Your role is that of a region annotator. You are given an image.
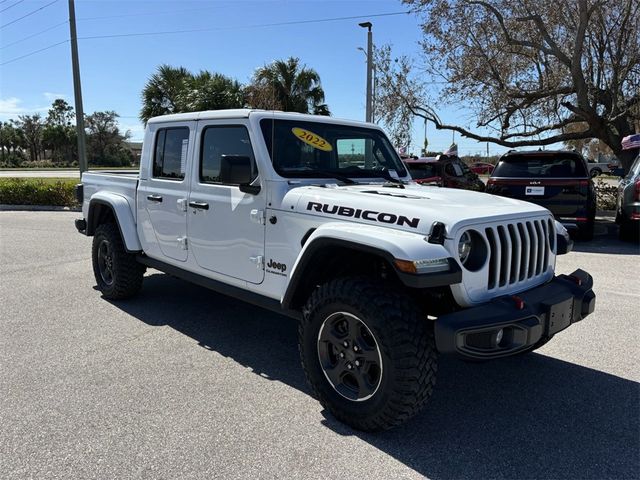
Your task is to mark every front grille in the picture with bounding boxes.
[485,218,555,291]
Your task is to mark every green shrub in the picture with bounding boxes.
[594,179,618,211]
[0,151,27,168]
[0,178,78,207]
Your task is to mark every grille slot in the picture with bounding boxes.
[484,218,553,292]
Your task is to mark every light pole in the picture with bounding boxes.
[68,0,87,174]
[359,21,373,123]
[357,46,377,122]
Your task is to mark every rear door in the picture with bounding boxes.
[138,122,195,262]
[488,154,591,218]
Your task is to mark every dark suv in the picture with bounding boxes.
[487,150,596,240]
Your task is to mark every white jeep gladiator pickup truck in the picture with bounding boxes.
[75,110,596,431]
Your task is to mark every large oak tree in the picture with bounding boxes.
[379,0,640,168]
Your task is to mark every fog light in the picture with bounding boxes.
[495,328,504,345]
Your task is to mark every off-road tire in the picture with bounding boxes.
[619,217,639,242]
[92,222,144,299]
[576,219,595,241]
[299,277,438,432]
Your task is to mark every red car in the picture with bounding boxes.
[469,162,495,175]
[403,155,485,191]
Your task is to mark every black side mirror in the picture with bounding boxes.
[220,155,261,194]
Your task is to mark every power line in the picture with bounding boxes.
[0,39,67,66]
[1,11,409,65]
[0,0,59,30]
[76,11,410,41]
[0,19,67,50]
[77,5,220,21]
[0,0,25,14]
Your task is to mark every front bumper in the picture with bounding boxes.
[435,269,595,360]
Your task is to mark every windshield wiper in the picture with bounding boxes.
[302,169,358,185]
[367,169,406,186]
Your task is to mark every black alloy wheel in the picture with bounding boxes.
[317,312,383,401]
[96,239,115,286]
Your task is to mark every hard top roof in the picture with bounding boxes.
[147,109,380,130]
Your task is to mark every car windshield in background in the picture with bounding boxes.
[260,119,407,179]
[406,163,438,178]
[492,155,588,178]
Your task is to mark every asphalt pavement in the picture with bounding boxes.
[1,211,638,479]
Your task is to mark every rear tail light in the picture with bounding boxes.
[487,178,495,186]
[635,180,640,202]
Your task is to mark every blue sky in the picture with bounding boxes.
[1,0,505,156]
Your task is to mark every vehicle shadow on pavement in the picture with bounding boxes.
[572,219,639,255]
[110,273,639,480]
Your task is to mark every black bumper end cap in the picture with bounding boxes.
[556,233,573,255]
[75,218,87,234]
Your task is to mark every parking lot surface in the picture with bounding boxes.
[1,211,638,479]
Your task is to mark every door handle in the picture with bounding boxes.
[188,201,209,210]
[147,194,163,202]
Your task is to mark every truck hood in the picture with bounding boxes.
[284,183,550,235]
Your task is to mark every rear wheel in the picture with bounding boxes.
[299,277,438,432]
[619,216,640,242]
[92,222,145,299]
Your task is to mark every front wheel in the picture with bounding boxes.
[92,222,145,299]
[299,277,438,431]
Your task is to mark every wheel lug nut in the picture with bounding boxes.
[339,352,345,358]
[353,345,359,352]
[346,363,353,370]
[355,360,361,367]
[343,341,349,347]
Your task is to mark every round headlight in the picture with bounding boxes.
[458,231,472,264]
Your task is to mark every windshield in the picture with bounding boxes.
[406,163,438,178]
[492,154,588,178]
[260,119,408,179]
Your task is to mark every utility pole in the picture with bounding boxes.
[359,21,373,123]
[68,0,87,174]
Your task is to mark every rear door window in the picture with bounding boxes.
[493,155,588,178]
[153,127,189,180]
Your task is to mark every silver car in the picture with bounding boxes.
[616,153,640,241]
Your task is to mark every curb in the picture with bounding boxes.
[0,204,80,212]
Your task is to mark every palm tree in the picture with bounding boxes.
[140,65,246,123]
[248,57,330,115]
[140,65,191,123]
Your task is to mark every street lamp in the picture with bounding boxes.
[357,46,377,123]
[359,21,373,123]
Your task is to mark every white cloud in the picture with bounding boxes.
[118,121,145,141]
[43,92,68,101]
[0,97,48,120]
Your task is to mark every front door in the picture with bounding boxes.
[187,121,266,284]
[139,122,194,262]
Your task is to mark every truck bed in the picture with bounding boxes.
[81,171,139,222]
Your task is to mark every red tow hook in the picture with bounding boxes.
[511,295,525,310]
